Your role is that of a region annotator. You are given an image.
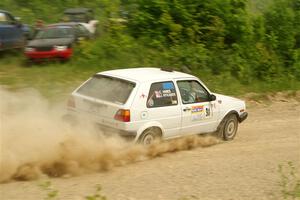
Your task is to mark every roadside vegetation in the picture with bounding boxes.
[1,0,300,99]
[278,162,300,200]
[39,181,107,200]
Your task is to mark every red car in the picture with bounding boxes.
[25,22,91,61]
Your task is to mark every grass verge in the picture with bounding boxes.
[1,52,300,101]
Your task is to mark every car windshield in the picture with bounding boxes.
[35,26,74,39]
[0,13,7,24]
[77,75,136,105]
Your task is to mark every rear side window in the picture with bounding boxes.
[147,81,178,108]
[77,75,136,105]
[75,24,89,37]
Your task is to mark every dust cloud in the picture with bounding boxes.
[0,88,219,183]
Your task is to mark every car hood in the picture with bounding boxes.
[213,93,243,103]
[213,93,246,116]
[27,38,74,47]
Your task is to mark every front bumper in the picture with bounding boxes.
[25,48,72,59]
[238,112,248,123]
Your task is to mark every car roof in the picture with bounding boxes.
[64,8,92,14]
[46,22,79,27]
[0,10,9,13]
[99,68,195,83]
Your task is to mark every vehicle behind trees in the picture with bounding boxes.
[0,10,27,51]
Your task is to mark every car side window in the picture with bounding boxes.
[76,24,88,37]
[5,13,15,25]
[147,81,178,108]
[177,80,210,104]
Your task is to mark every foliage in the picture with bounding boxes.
[85,184,107,200]
[38,181,59,200]
[278,162,300,199]
[0,0,300,93]
[38,181,107,200]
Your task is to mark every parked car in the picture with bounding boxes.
[65,68,248,145]
[24,22,91,61]
[0,10,28,50]
[63,8,98,35]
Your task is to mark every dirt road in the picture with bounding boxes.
[1,98,300,200]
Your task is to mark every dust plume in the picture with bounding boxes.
[0,88,219,183]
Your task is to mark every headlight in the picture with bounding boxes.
[54,45,67,51]
[25,47,35,52]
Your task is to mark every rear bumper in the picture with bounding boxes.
[96,124,137,141]
[25,48,72,59]
[62,113,137,141]
[238,112,248,123]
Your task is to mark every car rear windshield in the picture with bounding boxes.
[77,75,136,105]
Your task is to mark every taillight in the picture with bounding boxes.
[67,96,75,108]
[114,109,130,122]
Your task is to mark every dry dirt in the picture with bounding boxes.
[0,89,300,200]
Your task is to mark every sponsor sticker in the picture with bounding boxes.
[162,82,174,90]
[191,105,212,121]
[206,107,210,116]
[191,105,204,114]
[155,90,162,98]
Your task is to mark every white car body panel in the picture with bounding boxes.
[68,68,247,142]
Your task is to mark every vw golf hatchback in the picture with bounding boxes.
[67,68,248,145]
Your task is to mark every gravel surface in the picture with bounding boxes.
[1,100,300,200]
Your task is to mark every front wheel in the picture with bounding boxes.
[218,114,238,141]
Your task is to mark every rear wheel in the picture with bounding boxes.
[139,127,162,146]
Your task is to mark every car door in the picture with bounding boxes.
[0,12,10,49]
[7,13,24,47]
[176,79,219,135]
[145,81,181,138]
[0,12,23,49]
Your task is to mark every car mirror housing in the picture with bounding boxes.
[209,94,216,101]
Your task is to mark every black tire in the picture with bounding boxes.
[217,114,238,141]
[138,127,162,146]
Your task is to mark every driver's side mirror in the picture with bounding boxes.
[209,94,216,101]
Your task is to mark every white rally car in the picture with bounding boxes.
[66,68,248,145]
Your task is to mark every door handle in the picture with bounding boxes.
[183,107,191,112]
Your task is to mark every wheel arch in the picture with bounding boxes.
[135,122,164,142]
[217,110,239,131]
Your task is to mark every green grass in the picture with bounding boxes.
[278,162,300,199]
[39,181,107,200]
[0,52,104,100]
[1,52,300,101]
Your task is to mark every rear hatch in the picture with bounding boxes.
[72,74,136,127]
